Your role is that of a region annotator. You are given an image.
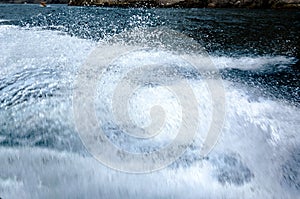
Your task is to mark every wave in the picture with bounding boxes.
[0,25,299,198]
[0,19,12,23]
[212,55,297,70]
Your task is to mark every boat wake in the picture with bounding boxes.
[0,25,299,198]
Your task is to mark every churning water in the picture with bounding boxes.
[0,4,299,198]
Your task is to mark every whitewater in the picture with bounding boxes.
[0,5,299,199]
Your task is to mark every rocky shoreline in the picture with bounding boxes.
[68,0,300,8]
[1,0,299,8]
[0,0,69,3]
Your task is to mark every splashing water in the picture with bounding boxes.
[0,4,300,199]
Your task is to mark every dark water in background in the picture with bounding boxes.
[1,4,299,104]
[1,4,299,56]
[0,4,300,199]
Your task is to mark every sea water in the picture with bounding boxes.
[0,4,299,198]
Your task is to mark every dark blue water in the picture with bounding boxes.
[1,5,299,56]
[1,4,299,104]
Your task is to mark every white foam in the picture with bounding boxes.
[211,55,297,70]
[0,19,11,23]
[0,25,299,198]
[0,25,95,77]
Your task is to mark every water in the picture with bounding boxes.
[0,4,299,198]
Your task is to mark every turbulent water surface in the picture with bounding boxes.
[0,4,300,198]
